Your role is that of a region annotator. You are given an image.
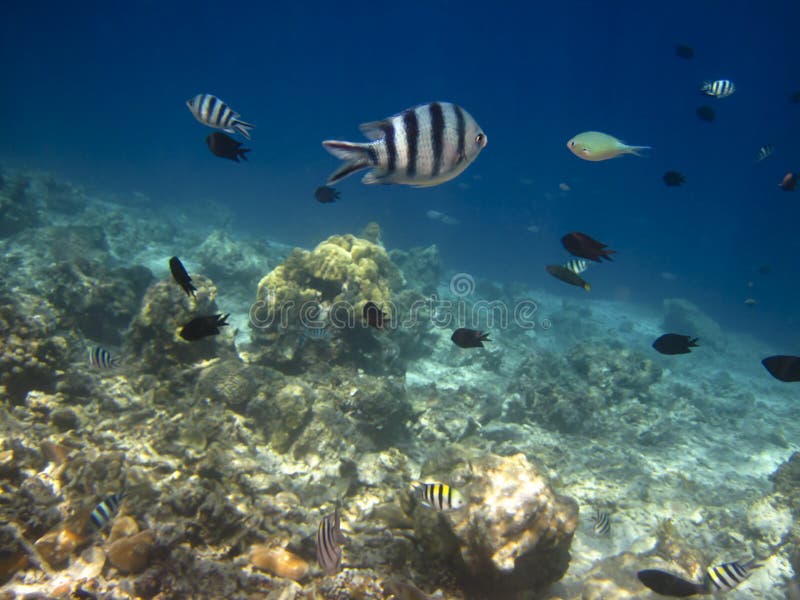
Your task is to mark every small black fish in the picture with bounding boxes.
[179,313,230,341]
[762,355,800,382]
[169,256,196,298]
[562,232,617,262]
[206,132,250,162]
[637,569,705,597]
[675,44,694,59]
[696,105,715,123]
[363,302,387,329]
[652,333,698,355]
[315,185,340,204]
[546,265,590,291]
[663,171,686,186]
[451,328,490,348]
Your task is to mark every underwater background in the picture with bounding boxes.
[2,1,800,599]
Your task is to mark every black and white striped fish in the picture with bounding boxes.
[186,94,254,140]
[87,492,125,533]
[411,482,465,511]
[564,258,590,275]
[592,510,611,536]
[704,559,762,593]
[88,346,118,369]
[316,507,346,575]
[322,102,487,187]
[700,79,735,98]
[756,144,775,162]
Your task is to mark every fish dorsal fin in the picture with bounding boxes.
[359,119,389,140]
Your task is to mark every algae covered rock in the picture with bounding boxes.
[248,233,400,371]
[413,452,578,597]
[389,244,442,295]
[247,380,314,452]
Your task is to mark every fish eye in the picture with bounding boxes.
[475,133,485,144]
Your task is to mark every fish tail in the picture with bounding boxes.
[238,148,251,162]
[232,119,254,140]
[627,145,651,157]
[583,283,591,291]
[322,140,375,184]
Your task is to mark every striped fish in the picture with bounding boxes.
[756,144,775,162]
[564,258,590,275]
[704,559,761,593]
[316,508,346,575]
[592,510,611,536]
[411,482,465,511]
[186,94,254,140]
[700,79,735,98]
[88,346,118,369]
[87,492,125,533]
[322,102,487,187]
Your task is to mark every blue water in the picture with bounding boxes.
[2,0,799,345]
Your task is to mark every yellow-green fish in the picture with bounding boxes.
[567,131,650,162]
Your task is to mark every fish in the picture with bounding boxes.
[696,105,716,122]
[744,298,757,307]
[186,94,254,139]
[704,559,762,593]
[411,482,465,511]
[561,232,617,262]
[762,355,800,382]
[316,508,346,576]
[451,328,490,348]
[88,346,118,369]
[663,171,686,186]
[756,144,775,162]
[87,492,125,533]
[564,258,589,275]
[315,186,340,203]
[675,44,694,59]
[546,265,591,291]
[363,302,388,330]
[206,132,250,162]
[169,256,196,298]
[637,569,706,597]
[322,101,487,187]
[566,131,650,161]
[780,172,797,191]
[652,333,699,355]
[700,79,735,98]
[302,325,332,342]
[591,510,611,536]
[179,314,230,341]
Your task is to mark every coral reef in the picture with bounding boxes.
[389,244,442,295]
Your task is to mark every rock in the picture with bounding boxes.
[107,529,155,574]
[388,245,442,295]
[34,526,85,568]
[249,545,309,581]
[414,453,578,596]
[108,515,140,543]
[50,406,80,431]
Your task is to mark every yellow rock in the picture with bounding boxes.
[249,544,309,581]
[107,530,155,574]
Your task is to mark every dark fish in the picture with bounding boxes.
[696,105,716,122]
[592,510,611,536]
[169,256,196,298]
[791,91,800,103]
[561,232,617,262]
[637,569,706,597]
[704,559,761,593]
[206,132,250,162]
[316,508,346,576]
[315,185,340,203]
[546,265,591,291]
[780,172,797,191]
[179,314,230,341]
[663,171,686,186]
[451,328,490,348]
[675,44,694,59]
[186,93,254,139]
[88,346,118,369]
[87,492,125,533]
[363,302,387,329]
[652,333,698,355]
[322,101,486,187]
[762,355,800,382]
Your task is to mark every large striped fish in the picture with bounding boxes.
[86,492,125,533]
[704,559,761,593]
[316,507,346,575]
[88,346,119,369]
[186,94,254,140]
[411,481,465,511]
[322,102,487,187]
[700,79,735,98]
